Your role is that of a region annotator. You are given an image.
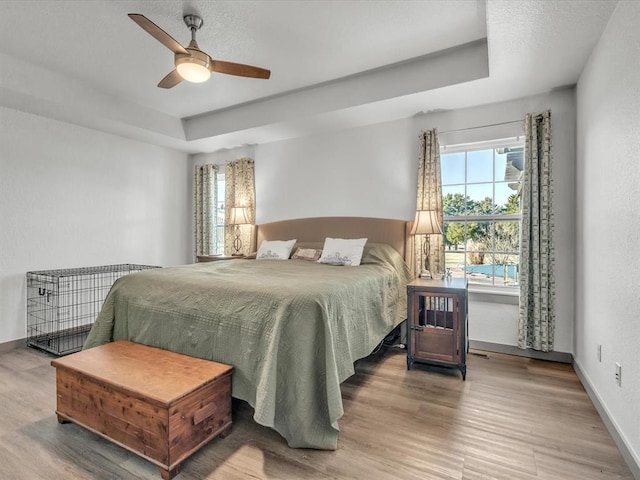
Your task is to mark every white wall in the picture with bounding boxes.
[0,107,190,344]
[575,0,640,468]
[255,118,416,224]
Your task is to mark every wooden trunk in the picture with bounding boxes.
[51,340,233,480]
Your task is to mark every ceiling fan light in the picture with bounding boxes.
[176,57,211,83]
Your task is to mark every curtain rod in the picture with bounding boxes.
[438,119,522,135]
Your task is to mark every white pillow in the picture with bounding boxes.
[256,239,297,260]
[318,237,368,266]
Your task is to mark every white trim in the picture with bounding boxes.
[469,286,519,297]
[444,213,522,222]
[440,136,524,153]
[470,340,571,363]
[573,358,640,480]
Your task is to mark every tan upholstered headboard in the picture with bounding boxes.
[256,217,408,257]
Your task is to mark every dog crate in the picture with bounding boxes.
[26,264,160,356]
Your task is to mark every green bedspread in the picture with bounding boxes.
[84,243,412,449]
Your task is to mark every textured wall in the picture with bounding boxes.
[255,118,416,224]
[575,0,640,468]
[0,108,190,344]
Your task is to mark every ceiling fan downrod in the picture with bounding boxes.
[183,14,203,49]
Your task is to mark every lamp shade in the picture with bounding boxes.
[410,210,443,235]
[229,206,251,225]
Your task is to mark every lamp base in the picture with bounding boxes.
[232,225,243,256]
[419,270,432,279]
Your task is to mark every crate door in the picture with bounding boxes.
[412,292,459,364]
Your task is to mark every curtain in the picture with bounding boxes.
[518,110,555,352]
[410,129,445,277]
[194,164,218,256]
[224,158,256,256]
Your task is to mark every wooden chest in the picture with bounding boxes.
[51,340,233,480]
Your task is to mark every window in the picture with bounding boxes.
[441,140,524,288]
[213,173,225,255]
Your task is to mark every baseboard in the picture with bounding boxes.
[470,341,639,478]
[573,358,640,480]
[469,340,572,363]
[0,337,27,353]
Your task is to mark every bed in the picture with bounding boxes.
[83,217,412,450]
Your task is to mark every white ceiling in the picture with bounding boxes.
[0,0,617,153]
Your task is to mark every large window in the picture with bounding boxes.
[441,140,524,288]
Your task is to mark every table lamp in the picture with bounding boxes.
[229,206,251,256]
[410,210,443,279]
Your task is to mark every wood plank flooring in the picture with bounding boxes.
[0,346,633,479]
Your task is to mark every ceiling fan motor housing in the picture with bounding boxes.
[183,14,203,31]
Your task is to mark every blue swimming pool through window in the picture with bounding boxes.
[465,264,519,279]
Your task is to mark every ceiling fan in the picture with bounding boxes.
[128,13,271,88]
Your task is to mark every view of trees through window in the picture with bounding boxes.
[441,144,524,287]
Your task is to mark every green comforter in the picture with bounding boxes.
[84,244,412,449]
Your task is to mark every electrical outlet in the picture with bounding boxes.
[615,363,622,386]
[597,344,602,362]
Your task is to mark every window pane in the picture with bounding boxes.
[442,186,467,215]
[503,147,525,182]
[494,220,520,254]
[463,220,491,253]
[441,152,465,184]
[466,184,494,215]
[444,251,465,278]
[443,221,469,251]
[502,255,520,287]
[465,252,493,286]
[215,226,225,255]
[440,141,523,288]
[216,174,226,254]
[495,182,520,213]
[467,149,493,183]
[495,148,507,181]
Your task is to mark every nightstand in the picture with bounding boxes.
[406,277,468,380]
[196,255,245,263]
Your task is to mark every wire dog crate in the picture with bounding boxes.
[26,264,160,356]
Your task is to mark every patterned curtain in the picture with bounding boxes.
[224,158,256,256]
[194,164,218,256]
[410,129,445,277]
[518,110,555,352]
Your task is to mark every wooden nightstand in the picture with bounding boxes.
[196,255,245,263]
[406,277,468,379]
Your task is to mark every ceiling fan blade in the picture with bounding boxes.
[158,70,183,89]
[128,13,188,55]
[211,60,271,79]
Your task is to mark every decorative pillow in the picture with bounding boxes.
[318,237,368,266]
[291,247,323,261]
[256,239,296,260]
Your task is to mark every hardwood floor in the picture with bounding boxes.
[0,346,633,479]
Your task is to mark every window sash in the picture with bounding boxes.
[444,213,521,222]
[441,142,523,288]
